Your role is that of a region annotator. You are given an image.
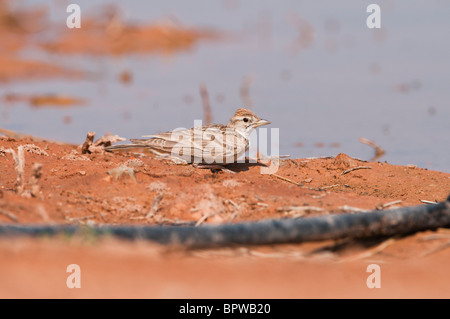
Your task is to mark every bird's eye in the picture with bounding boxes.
[243,118,249,123]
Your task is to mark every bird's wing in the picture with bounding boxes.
[197,127,248,162]
[136,126,248,163]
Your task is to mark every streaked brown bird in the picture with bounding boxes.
[106,108,270,165]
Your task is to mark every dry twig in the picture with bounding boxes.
[82,131,125,154]
[0,209,18,222]
[196,212,216,227]
[421,200,438,205]
[319,184,339,191]
[145,192,163,220]
[270,173,302,186]
[30,163,43,198]
[199,83,212,125]
[239,74,253,109]
[422,241,450,257]
[376,200,402,210]
[359,137,385,161]
[225,199,241,222]
[341,166,372,175]
[81,131,95,154]
[6,146,25,195]
[340,238,397,262]
[277,206,324,213]
[338,205,367,213]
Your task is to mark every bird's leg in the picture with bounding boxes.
[193,163,237,174]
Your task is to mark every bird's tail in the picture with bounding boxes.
[105,144,143,152]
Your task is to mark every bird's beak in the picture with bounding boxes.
[253,119,271,128]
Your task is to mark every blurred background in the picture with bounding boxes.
[0,0,449,172]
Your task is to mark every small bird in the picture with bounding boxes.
[106,108,270,165]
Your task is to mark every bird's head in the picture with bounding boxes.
[227,108,271,137]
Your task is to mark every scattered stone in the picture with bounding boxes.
[332,153,359,169]
[222,179,242,188]
[125,158,144,167]
[23,144,49,156]
[147,181,170,192]
[62,149,90,161]
[107,164,136,181]
[81,131,126,154]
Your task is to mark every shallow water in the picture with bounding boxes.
[1,0,449,172]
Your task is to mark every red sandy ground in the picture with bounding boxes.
[1,137,450,298]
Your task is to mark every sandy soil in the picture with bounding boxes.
[1,136,450,298]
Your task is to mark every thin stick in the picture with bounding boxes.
[319,184,339,190]
[0,209,18,222]
[271,173,302,186]
[421,200,438,205]
[30,163,43,198]
[225,199,241,222]
[239,74,253,109]
[376,200,403,210]
[199,83,212,125]
[155,218,193,225]
[277,206,324,213]
[288,159,299,167]
[341,166,372,175]
[338,205,367,213]
[65,215,94,222]
[422,241,450,257]
[36,205,52,223]
[7,146,25,194]
[146,193,163,220]
[340,238,396,262]
[359,137,385,161]
[224,199,239,210]
[196,213,215,227]
[383,200,402,208]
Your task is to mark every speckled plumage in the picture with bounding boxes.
[106,108,270,164]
